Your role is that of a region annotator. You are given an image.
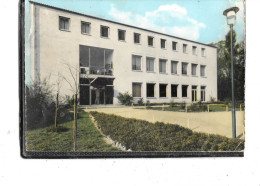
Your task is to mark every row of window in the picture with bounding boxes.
[132,55,206,77]
[132,83,206,101]
[59,16,206,56]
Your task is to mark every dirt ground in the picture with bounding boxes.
[85,107,245,139]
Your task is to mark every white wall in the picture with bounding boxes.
[30,3,217,104]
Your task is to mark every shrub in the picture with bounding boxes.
[25,79,55,130]
[90,112,244,151]
[170,100,177,108]
[117,92,133,106]
[137,98,144,106]
[146,100,151,109]
[180,101,186,110]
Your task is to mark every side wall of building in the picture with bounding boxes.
[30,3,217,104]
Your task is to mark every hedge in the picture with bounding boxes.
[90,111,244,151]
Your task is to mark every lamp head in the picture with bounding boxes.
[223,7,239,26]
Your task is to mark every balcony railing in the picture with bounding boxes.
[80,66,113,76]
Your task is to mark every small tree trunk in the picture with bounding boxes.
[73,94,76,152]
[54,93,58,128]
[75,94,78,151]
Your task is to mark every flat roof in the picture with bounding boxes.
[30,1,217,49]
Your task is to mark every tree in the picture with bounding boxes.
[61,64,80,152]
[54,73,63,128]
[211,30,245,102]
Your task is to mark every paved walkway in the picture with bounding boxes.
[85,107,245,139]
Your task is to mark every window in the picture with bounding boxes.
[134,33,140,44]
[147,83,155,97]
[182,85,188,97]
[200,65,206,77]
[159,84,167,97]
[183,44,187,53]
[192,46,197,55]
[146,57,154,72]
[201,86,206,101]
[59,16,70,31]
[191,64,197,76]
[182,62,188,75]
[100,26,109,38]
[171,84,178,97]
[192,85,197,102]
[118,29,126,41]
[132,83,142,97]
[132,55,142,71]
[81,21,90,34]
[172,41,177,51]
[159,59,167,73]
[148,36,154,46]
[171,61,178,74]
[201,48,205,56]
[161,39,166,49]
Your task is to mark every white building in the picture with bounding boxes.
[29,1,217,105]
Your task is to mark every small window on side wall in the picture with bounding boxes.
[201,48,206,57]
[118,29,126,41]
[59,16,70,31]
[101,26,109,38]
[134,33,140,44]
[148,36,154,46]
[81,21,90,34]
[172,42,177,51]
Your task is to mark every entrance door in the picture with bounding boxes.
[91,88,105,105]
[192,86,197,102]
[80,85,90,105]
[105,86,114,104]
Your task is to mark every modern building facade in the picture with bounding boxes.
[29,1,217,105]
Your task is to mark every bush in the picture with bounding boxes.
[170,100,177,108]
[137,98,144,106]
[117,92,133,106]
[180,101,186,110]
[90,112,244,151]
[25,79,56,130]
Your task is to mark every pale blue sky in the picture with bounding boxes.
[24,0,245,84]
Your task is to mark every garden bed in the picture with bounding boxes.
[90,111,244,151]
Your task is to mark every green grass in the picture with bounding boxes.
[25,111,120,152]
[90,111,245,151]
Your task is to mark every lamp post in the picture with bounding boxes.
[223,7,239,139]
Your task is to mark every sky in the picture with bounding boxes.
[24,0,245,84]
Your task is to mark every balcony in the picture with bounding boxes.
[80,45,113,78]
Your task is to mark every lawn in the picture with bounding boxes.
[90,111,244,151]
[25,111,120,152]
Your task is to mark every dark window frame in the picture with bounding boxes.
[159,84,167,98]
[81,21,91,35]
[100,25,109,38]
[118,29,126,41]
[134,33,141,44]
[148,36,154,46]
[59,16,70,31]
[147,83,155,98]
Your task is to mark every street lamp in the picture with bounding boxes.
[223,7,239,139]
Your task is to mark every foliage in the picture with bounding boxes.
[25,111,120,152]
[90,112,244,151]
[146,100,151,108]
[25,79,55,130]
[137,98,144,106]
[117,92,133,106]
[211,30,245,101]
[169,100,177,108]
[180,101,186,110]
